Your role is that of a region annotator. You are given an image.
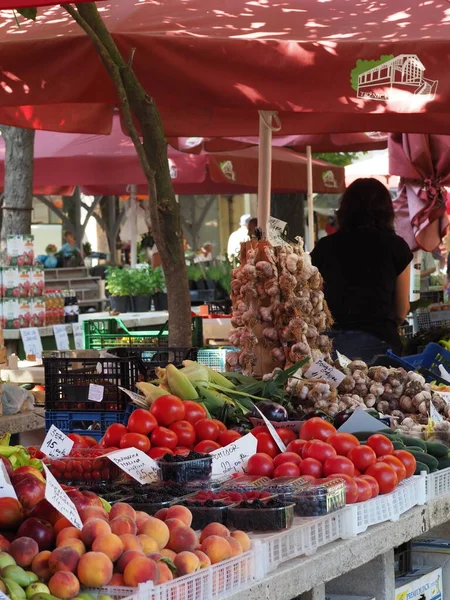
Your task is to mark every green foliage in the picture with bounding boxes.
[350,55,395,91]
[313,152,365,167]
[16,8,37,20]
[106,266,157,296]
[83,242,92,257]
[151,266,165,292]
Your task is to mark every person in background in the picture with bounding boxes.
[227,214,251,258]
[60,231,79,257]
[311,178,412,361]
[420,251,436,294]
[194,242,213,263]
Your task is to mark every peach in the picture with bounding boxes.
[119,534,143,553]
[92,533,124,562]
[138,517,170,550]
[80,518,111,547]
[9,537,39,567]
[165,518,185,533]
[79,506,108,523]
[123,556,160,587]
[116,550,144,574]
[56,527,82,545]
[166,505,193,527]
[199,523,230,543]
[154,507,168,521]
[49,546,80,574]
[57,538,86,557]
[110,573,126,586]
[225,536,243,557]
[174,551,200,575]
[167,526,198,553]
[160,549,177,560]
[77,552,113,587]
[194,550,211,569]
[48,571,80,600]
[231,531,251,552]
[109,503,136,521]
[137,534,159,556]
[0,535,10,552]
[156,562,173,583]
[54,517,73,535]
[200,535,232,565]
[31,550,52,582]
[147,552,162,561]
[110,516,137,536]
[135,511,151,530]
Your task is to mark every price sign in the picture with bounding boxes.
[119,386,147,404]
[430,400,443,423]
[251,403,286,452]
[42,465,82,529]
[266,216,288,246]
[305,359,346,387]
[53,324,70,351]
[107,448,159,484]
[41,425,74,458]
[20,327,43,359]
[211,433,258,477]
[72,322,84,350]
[0,462,17,500]
[337,351,351,369]
[88,384,104,403]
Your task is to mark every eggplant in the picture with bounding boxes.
[251,400,288,422]
[333,410,354,428]
[304,410,334,424]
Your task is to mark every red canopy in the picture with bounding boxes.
[0,1,449,135]
[0,1,99,7]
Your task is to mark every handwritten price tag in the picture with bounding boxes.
[435,391,450,405]
[0,462,17,500]
[88,384,104,403]
[210,433,258,477]
[266,216,288,246]
[41,425,74,458]
[53,324,70,351]
[305,359,346,387]
[107,448,159,484]
[251,404,286,452]
[43,465,82,529]
[20,327,43,358]
[72,322,84,350]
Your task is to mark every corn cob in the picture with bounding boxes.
[166,364,198,400]
[136,382,167,404]
[179,362,209,385]
[183,360,236,390]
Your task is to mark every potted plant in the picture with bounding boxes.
[129,267,154,312]
[44,244,58,269]
[105,267,132,313]
[151,267,167,311]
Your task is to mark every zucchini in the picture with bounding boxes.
[392,440,406,450]
[399,435,427,451]
[437,456,450,470]
[408,450,439,470]
[425,441,449,458]
[406,446,428,453]
[414,461,430,475]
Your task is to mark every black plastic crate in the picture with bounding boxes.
[394,541,412,577]
[206,299,232,315]
[106,347,198,379]
[44,356,140,412]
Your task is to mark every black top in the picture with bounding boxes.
[310,228,413,349]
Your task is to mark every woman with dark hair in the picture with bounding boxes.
[311,178,412,361]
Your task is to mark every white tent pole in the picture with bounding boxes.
[306,145,314,251]
[130,184,138,267]
[257,111,273,236]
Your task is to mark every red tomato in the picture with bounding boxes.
[67,433,89,449]
[304,440,337,464]
[148,447,173,459]
[274,462,301,478]
[354,477,373,503]
[127,409,158,436]
[328,433,360,456]
[365,462,398,494]
[103,424,128,448]
[392,450,417,478]
[120,433,151,453]
[150,395,185,426]
[251,426,270,436]
[246,453,274,477]
[286,439,307,457]
[218,430,242,446]
[83,436,98,448]
[173,447,191,456]
[359,474,380,498]
[211,419,227,433]
[194,440,221,453]
[300,457,323,478]
[323,456,355,477]
[194,418,220,442]
[299,418,336,442]
[378,455,407,482]
[183,401,207,425]
[366,434,394,457]
[256,432,279,458]
[273,452,303,468]
[348,445,377,472]
[276,428,297,446]
[169,420,196,448]
[336,473,358,504]
[150,426,178,450]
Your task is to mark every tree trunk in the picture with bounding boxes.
[0,126,35,251]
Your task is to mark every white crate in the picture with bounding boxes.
[426,466,450,500]
[341,475,426,538]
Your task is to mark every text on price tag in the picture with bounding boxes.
[20,327,43,358]
[53,324,70,351]
[107,448,159,484]
[72,322,84,350]
[266,216,288,246]
[43,465,82,529]
[305,359,346,387]
[88,384,104,403]
[0,462,17,500]
[41,425,74,458]
[210,433,258,477]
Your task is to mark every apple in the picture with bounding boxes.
[0,498,23,531]
[14,466,45,483]
[29,500,61,526]
[17,518,55,551]
[12,474,46,510]
[0,456,13,478]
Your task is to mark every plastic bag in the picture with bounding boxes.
[2,384,35,415]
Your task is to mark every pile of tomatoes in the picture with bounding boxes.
[246,418,417,504]
[100,395,243,458]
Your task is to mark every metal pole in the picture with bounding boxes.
[257,111,274,236]
[306,145,314,251]
[129,184,138,267]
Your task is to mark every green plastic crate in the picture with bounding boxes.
[83,317,203,350]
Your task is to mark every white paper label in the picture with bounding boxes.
[430,400,443,423]
[267,216,288,246]
[439,364,450,383]
[210,433,258,477]
[107,448,159,484]
[43,464,82,529]
[88,384,104,402]
[53,324,70,351]
[305,359,346,387]
[435,391,450,405]
[20,327,43,358]
[252,404,286,452]
[72,322,84,350]
[41,425,74,458]
[337,351,351,369]
[0,591,12,600]
[249,417,304,433]
[0,462,17,500]
[119,386,147,404]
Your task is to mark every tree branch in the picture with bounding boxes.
[36,195,72,230]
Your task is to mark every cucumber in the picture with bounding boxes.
[425,441,449,458]
[399,435,427,451]
[406,446,428,453]
[437,456,450,470]
[408,450,439,470]
[392,440,406,450]
[414,461,430,475]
